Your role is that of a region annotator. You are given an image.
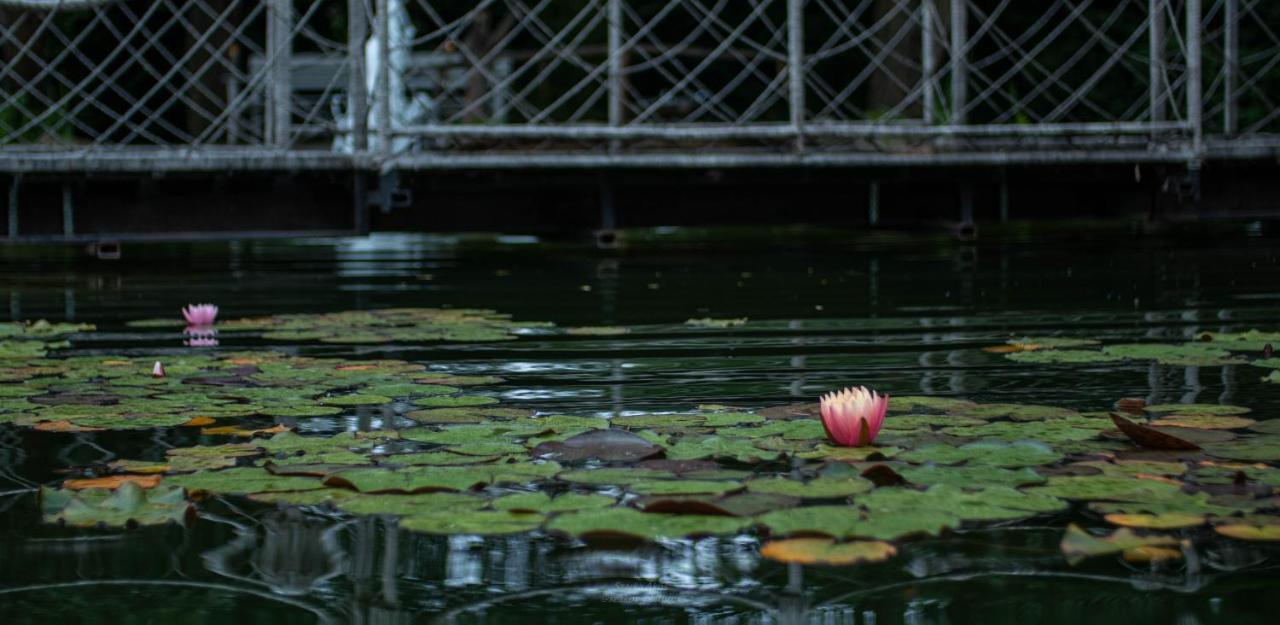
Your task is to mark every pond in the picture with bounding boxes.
[1,228,1279,624]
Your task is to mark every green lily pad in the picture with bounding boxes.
[324,466,492,493]
[320,394,393,406]
[40,483,191,527]
[1006,350,1127,364]
[336,492,489,516]
[1202,437,1280,461]
[557,467,677,485]
[401,511,544,535]
[1029,475,1183,502]
[665,437,781,463]
[898,440,1061,468]
[1144,403,1252,416]
[897,465,1045,488]
[1102,343,1245,366]
[259,405,344,418]
[167,468,323,495]
[412,395,500,408]
[1059,524,1178,565]
[491,492,616,513]
[757,504,957,540]
[887,396,977,413]
[956,404,1080,422]
[629,480,741,496]
[546,508,748,540]
[744,476,873,498]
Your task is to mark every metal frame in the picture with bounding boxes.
[0,0,1276,173]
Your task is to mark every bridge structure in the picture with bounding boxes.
[1,0,1278,239]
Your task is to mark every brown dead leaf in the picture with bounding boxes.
[64,474,163,490]
[201,424,292,437]
[1109,413,1200,451]
[34,420,105,433]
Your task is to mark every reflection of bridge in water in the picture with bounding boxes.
[2,1,1280,239]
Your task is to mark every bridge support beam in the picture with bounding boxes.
[268,0,294,147]
[6,175,17,239]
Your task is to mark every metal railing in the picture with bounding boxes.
[1,0,1278,172]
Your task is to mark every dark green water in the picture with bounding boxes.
[2,230,1280,624]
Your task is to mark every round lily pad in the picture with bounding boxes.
[546,508,748,540]
[401,511,544,535]
[744,476,873,499]
[759,538,897,566]
[491,492,616,513]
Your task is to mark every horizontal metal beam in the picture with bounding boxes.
[0,229,360,245]
[1,134,1277,173]
[393,122,1194,141]
[389,149,1202,170]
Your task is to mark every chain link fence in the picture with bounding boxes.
[0,0,1277,171]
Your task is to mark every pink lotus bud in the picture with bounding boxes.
[819,386,889,447]
[152,361,165,378]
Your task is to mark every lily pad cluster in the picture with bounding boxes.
[0,320,94,359]
[0,352,497,431]
[57,392,1280,570]
[997,332,1279,368]
[128,307,552,344]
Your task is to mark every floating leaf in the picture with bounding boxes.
[665,437,781,463]
[898,441,1060,468]
[1030,475,1182,502]
[957,404,1079,422]
[546,508,747,541]
[529,429,664,463]
[1103,513,1204,529]
[40,483,191,527]
[1102,343,1245,366]
[1213,523,1280,541]
[63,475,162,490]
[1059,524,1178,566]
[412,395,499,408]
[744,476,872,499]
[167,468,323,496]
[491,492,615,513]
[1144,403,1251,416]
[1202,437,1280,461]
[557,467,676,485]
[1007,350,1126,364]
[1154,415,1256,430]
[401,511,544,536]
[1109,413,1200,450]
[760,538,897,566]
[886,396,977,413]
[897,465,1045,488]
[629,480,741,496]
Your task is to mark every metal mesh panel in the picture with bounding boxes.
[0,0,1276,170]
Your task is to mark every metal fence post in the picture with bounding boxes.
[949,0,968,124]
[787,0,805,143]
[1223,0,1238,135]
[268,0,293,147]
[349,0,369,152]
[921,0,936,125]
[1148,0,1166,123]
[375,0,392,158]
[607,0,623,128]
[6,176,17,239]
[1187,0,1202,156]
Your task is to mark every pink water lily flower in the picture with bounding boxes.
[819,386,889,447]
[182,303,219,327]
[152,361,166,378]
